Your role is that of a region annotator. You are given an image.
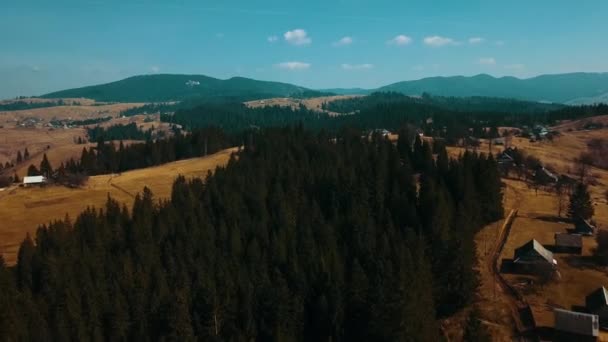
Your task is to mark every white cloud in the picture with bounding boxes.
[341,63,374,70]
[267,35,278,43]
[333,36,353,47]
[478,57,496,65]
[276,61,311,70]
[468,37,484,44]
[387,35,412,46]
[504,63,525,70]
[151,66,160,73]
[284,29,311,45]
[424,36,457,47]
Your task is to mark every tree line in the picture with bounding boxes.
[163,92,608,140]
[86,122,152,141]
[62,127,230,176]
[0,127,503,340]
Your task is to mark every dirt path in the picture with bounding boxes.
[487,182,537,340]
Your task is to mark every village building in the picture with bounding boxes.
[497,147,518,167]
[513,239,557,271]
[22,175,47,187]
[586,287,608,328]
[554,233,583,254]
[492,137,505,145]
[576,220,596,236]
[534,167,559,183]
[554,308,599,342]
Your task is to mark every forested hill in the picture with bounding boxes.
[377,72,608,104]
[0,128,503,340]
[41,74,329,102]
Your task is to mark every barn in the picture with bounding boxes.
[586,287,608,328]
[554,308,599,342]
[513,239,557,274]
[22,175,47,187]
[554,233,583,254]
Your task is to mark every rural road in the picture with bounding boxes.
[488,183,537,340]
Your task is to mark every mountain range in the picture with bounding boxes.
[41,74,326,102]
[42,72,608,105]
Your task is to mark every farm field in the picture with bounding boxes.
[0,147,237,265]
[498,179,608,339]
[444,119,608,340]
[244,95,362,116]
[0,100,172,177]
[0,101,145,127]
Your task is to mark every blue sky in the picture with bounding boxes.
[1,0,608,99]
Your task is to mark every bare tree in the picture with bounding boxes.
[554,180,569,217]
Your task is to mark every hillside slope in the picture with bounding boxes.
[0,147,237,264]
[378,72,608,104]
[42,74,325,102]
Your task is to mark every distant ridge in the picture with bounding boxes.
[42,74,328,102]
[376,72,608,104]
[41,72,608,104]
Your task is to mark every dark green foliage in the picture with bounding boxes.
[87,122,151,141]
[50,116,113,128]
[165,92,607,139]
[27,164,39,176]
[325,92,564,114]
[568,182,594,221]
[0,99,65,111]
[66,127,230,176]
[0,128,503,340]
[39,153,53,177]
[377,72,608,104]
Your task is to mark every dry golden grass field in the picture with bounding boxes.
[498,180,608,334]
[0,102,145,127]
[0,147,237,265]
[0,100,172,177]
[0,126,88,166]
[244,95,362,116]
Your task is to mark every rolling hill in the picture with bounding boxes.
[40,72,608,104]
[377,72,608,104]
[42,74,328,102]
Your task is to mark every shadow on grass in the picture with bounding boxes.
[562,255,606,272]
[530,214,572,224]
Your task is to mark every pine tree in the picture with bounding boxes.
[27,164,39,176]
[24,148,30,160]
[16,151,23,163]
[39,153,53,178]
[568,182,594,222]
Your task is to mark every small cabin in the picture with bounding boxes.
[497,149,516,165]
[23,176,47,187]
[586,287,608,328]
[492,137,505,145]
[534,167,559,183]
[554,233,583,254]
[554,308,599,342]
[513,239,557,273]
[576,220,596,236]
